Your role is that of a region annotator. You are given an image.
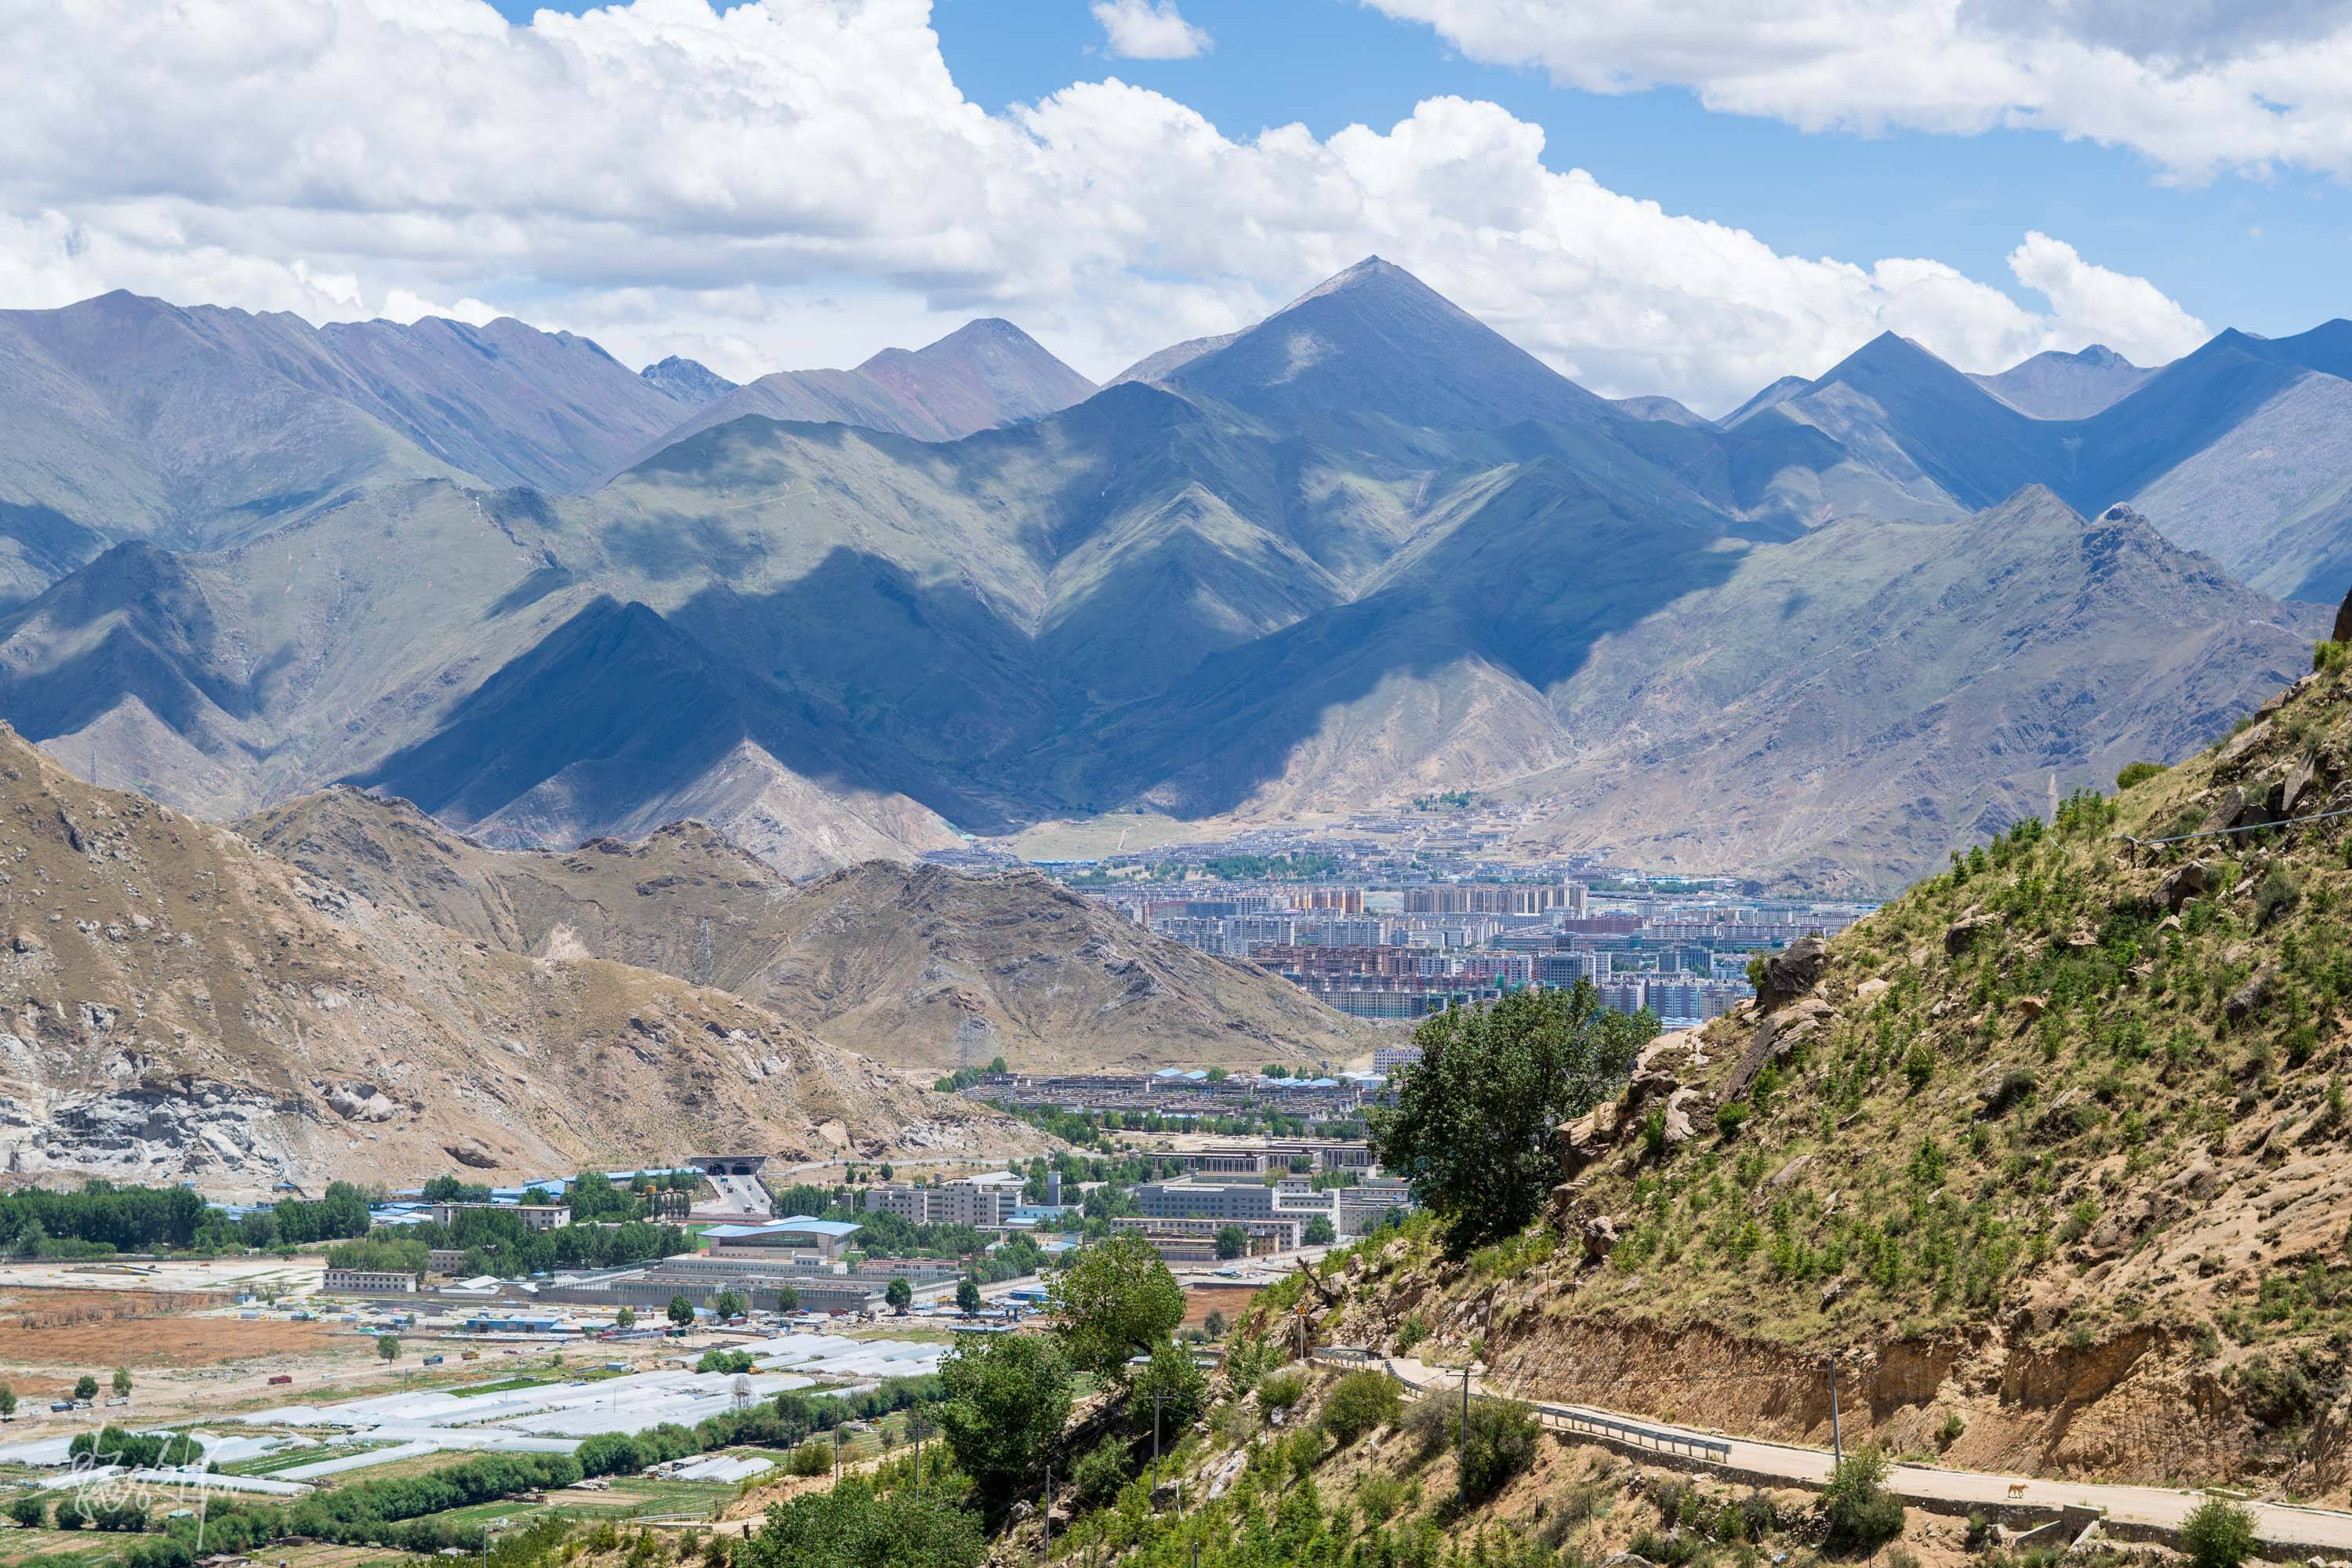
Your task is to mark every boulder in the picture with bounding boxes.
[1661,1087,1701,1147]
[2196,786,2248,836]
[2334,582,2352,644]
[2283,754,2318,817]
[1556,1110,1610,1177]
[1754,936,1829,1013]
[2213,724,2272,779]
[2015,996,2048,1023]
[1582,1215,1622,1260]
[1944,913,1998,956]
[1722,1000,1826,1099]
[2226,964,2279,1025]
[2154,861,2209,913]
[1975,1065,2035,1118]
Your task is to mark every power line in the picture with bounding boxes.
[2122,803,2352,848]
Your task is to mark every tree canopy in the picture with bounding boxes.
[1370,981,1653,1254]
[936,1333,1071,1502]
[741,1479,984,1568]
[1047,1232,1183,1378]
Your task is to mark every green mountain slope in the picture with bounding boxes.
[1392,634,2352,1482]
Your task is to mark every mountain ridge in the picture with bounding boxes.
[238,785,1377,1073]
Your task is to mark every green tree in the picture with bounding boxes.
[740,1478,983,1568]
[936,1333,1071,1504]
[1048,1232,1184,1379]
[2181,1501,2258,1568]
[316,1181,372,1240]
[0,1384,16,1417]
[377,1334,401,1363]
[72,1374,98,1402]
[955,1278,982,1316]
[1213,1225,1249,1261]
[1820,1447,1907,1553]
[568,1171,637,1222]
[885,1277,913,1314]
[669,1294,698,1327]
[1457,1397,1541,1500]
[1319,1368,1403,1446]
[712,1290,748,1319]
[1369,981,1654,1254]
[109,1367,130,1399]
[615,1305,637,1330]
[1302,1216,1336,1247]
[1127,1338,1208,1438]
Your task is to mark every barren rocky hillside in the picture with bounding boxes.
[241,788,1377,1073]
[0,727,1030,1194]
[1335,643,2352,1498]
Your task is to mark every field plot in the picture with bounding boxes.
[0,1287,347,1367]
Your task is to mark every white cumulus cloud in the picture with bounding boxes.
[1360,0,2352,183]
[0,0,2213,412]
[1091,0,1212,59]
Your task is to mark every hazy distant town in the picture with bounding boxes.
[970,804,1872,1025]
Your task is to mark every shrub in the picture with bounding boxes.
[2180,1500,2258,1568]
[1320,1369,1404,1446]
[1071,1440,1131,1511]
[1258,1371,1307,1414]
[1457,1397,1542,1500]
[1903,1044,1936,1092]
[2315,640,2350,676]
[1642,1109,1669,1160]
[1629,1530,1703,1567]
[785,1442,833,1478]
[2256,867,2301,928]
[2116,761,2168,789]
[1714,1100,1751,1139]
[1402,1392,1454,1460]
[1820,1446,1906,1553]
[1356,1472,1408,1523]
[8,1494,48,1527]
[1395,1314,1428,1355]
[1938,1412,1965,1445]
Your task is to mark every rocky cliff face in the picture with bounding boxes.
[0,726,1031,1193]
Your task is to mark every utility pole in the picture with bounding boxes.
[1824,1357,1843,1465]
[1042,1462,1051,1561]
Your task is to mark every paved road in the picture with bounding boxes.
[1377,1356,2352,1555]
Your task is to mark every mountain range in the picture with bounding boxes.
[0,259,2338,894]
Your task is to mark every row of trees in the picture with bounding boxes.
[0,1180,375,1258]
[325,1210,690,1278]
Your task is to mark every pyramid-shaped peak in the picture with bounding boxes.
[1165,256,1608,433]
[1279,256,1450,314]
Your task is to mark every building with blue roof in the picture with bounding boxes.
[704,1215,863,1264]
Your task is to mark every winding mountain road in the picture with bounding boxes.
[1373,1356,2352,1555]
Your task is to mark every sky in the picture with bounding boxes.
[3,0,2350,414]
